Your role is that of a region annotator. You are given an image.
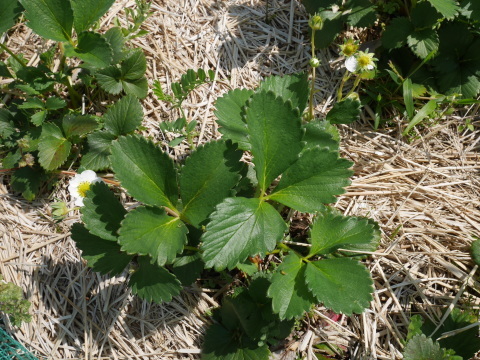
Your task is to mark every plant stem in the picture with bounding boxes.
[0,43,27,68]
[337,72,352,101]
[308,29,317,121]
[344,76,362,99]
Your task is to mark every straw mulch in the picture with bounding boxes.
[1,0,479,359]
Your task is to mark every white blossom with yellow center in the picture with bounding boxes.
[68,170,102,207]
[355,50,376,71]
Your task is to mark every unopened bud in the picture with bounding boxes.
[309,14,323,31]
[309,57,321,68]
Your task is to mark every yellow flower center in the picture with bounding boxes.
[357,55,372,68]
[343,44,358,57]
[77,182,91,198]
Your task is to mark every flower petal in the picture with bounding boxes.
[345,56,358,72]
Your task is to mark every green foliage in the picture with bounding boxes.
[470,239,480,265]
[0,0,23,34]
[403,334,460,360]
[0,275,31,326]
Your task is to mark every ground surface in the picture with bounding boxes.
[1,0,480,359]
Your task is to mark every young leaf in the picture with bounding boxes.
[0,0,23,34]
[103,94,143,136]
[304,258,373,315]
[38,123,71,170]
[128,256,182,303]
[81,181,127,241]
[65,31,113,68]
[180,140,242,227]
[62,114,98,139]
[19,0,73,42]
[10,166,45,201]
[427,0,459,19]
[326,97,362,124]
[403,334,453,360]
[201,197,287,271]
[70,0,115,33]
[214,88,253,150]
[172,253,204,286]
[302,119,339,152]
[258,73,309,114]
[246,91,303,192]
[110,135,178,210]
[267,253,316,320]
[118,206,188,266]
[268,148,352,213]
[71,223,132,276]
[80,131,116,171]
[309,209,379,257]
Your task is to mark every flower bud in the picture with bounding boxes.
[309,14,323,31]
[309,57,321,68]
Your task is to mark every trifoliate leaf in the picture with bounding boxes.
[202,323,271,360]
[65,31,113,68]
[268,147,352,213]
[81,130,116,171]
[121,49,147,80]
[309,208,379,256]
[302,119,339,152]
[180,140,242,227]
[215,88,253,150]
[19,0,73,42]
[0,108,15,138]
[326,97,362,124]
[129,256,182,303]
[471,239,480,265]
[45,97,66,110]
[0,0,23,34]
[62,114,98,139]
[246,91,303,192]
[403,334,452,360]
[427,0,459,19]
[172,253,204,286]
[201,197,287,271]
[258,73,309,114]
[103,27,125,64]
[121,76,148,98]
[71,223,132,275]
[267,253,316,320]
[345,0,376,27]
[110,135,179,210]
[10,166,46,201]
[382,17,412,49]
[103,94,143,136]
[81,181,126,241]
[118,206,188,266]
[304,258,373,315]
[96,65,123,94]
[38,122,71,170]
[70,0,115,33]
[407,29,439,59]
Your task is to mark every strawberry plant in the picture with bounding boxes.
[0,0,150,200]
[70,73,380,359]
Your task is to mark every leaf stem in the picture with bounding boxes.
[308,29,316,121]
[0,43,27,68]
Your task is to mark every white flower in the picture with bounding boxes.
[68,170,102,207]
[345,56,358,72]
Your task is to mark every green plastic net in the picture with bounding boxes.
[0,327,38,360]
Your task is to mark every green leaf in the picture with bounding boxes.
[110,135,179,210]
[172,253,204,286]
[406,315,425,342]
[460,0,480,21]
[30,111,46,126]
[402,99,438,135]
[314,10,344,49]
[70,0,115,33]
[45,97,66,110]
[81,131,116,171]
[121,76,148,98]
[0,0,23,34]
[471,239,480,265]
[103,94,143,136]
[411,2,442,29]
[202,323,271,360]
[326,97,362,124]
[0,109,15,138]
[382,17,412,49]
[121,49,147,80]
[309,208,380,256]
[62,114,98,139]
[267,253,316,320]
[71,223,132,275]
[0,61,13,78]
[81,181,127,241]
[214,88,253,150]
[96,65,123,94]
[103,27,125,64]
[118,206,188,266]
[268,148,352,213]
[246,91,303,192]
[10,166,45,201]
[38,122,71,170]
[403,334,452,360]
[19,0,73,42]
[407,29,439,59]
[427,0,459,19]
[258,73,309,114]
[180,140,242,227]
[304,258,373,315]
[403,78,414,120]
[18,97,45,110]
[201,197,287,271]
[65,31,113,68]
[345,0,376,27]
[129,256,182,303]
[302,119,339,152]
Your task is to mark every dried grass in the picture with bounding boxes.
[1,0,479,359]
